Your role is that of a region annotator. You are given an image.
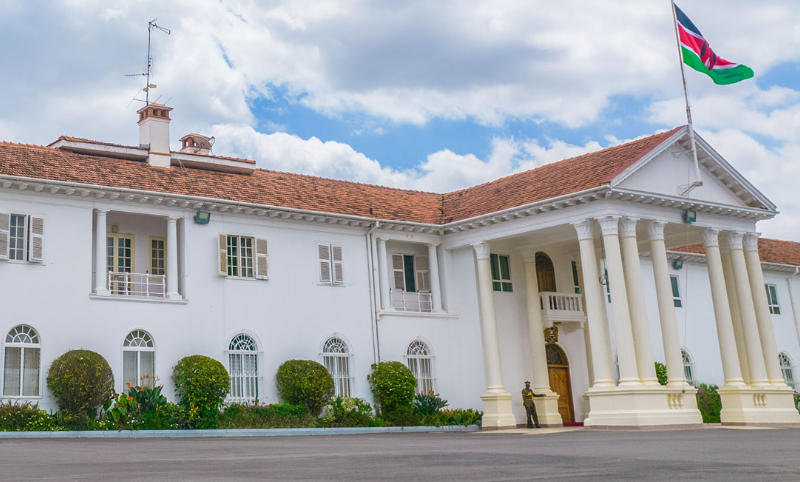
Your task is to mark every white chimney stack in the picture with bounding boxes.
[137,103,173,168]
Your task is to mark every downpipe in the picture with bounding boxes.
[365,222,381,364]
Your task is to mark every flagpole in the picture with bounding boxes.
[671,0,703,194]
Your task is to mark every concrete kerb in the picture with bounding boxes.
[0,424,480,439]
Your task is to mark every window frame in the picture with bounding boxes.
[406,339,435,394]
[779,352,795,391]
[681,348,696,386]
[317,242,344,286]
[571,261,581,294]
[148,236,166,276]
[122,329,155,390]
[8,214,27,261]
[766,284,781,315]
[3,324,41,398]
[2,213,44,263]
[226,234,255,279]
[670,275,683,308]
[322,336,352,397]
[391,253,431,294]
[227,333,259,404]
[490,253,513,292]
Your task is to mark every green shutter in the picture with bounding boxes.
[403,255,416,293]
[572,261,580,294]
[671,276,682,308]
[499,255,511,280]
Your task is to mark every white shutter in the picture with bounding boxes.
[332,245,344,285]
[218,234,228,277]
[392,254,405,291]
[255,238,268,280]
[415,256,430,292]
[0,213,8,260]
[318,244,331,283]
[29,216,44,262]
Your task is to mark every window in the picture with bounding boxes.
[323,337,351,397]
[107,234,134,294]
[123,330,155,389]
[318,243,344,285]
[779,352,795,390]
[490,254,512,292]
[392,254,430,293]
[571,261,581,294]
[671,275,682,308]
[218,234,268,280]
[149,237,166,275]
[681,349,695,386]
[228,334,258,403]
[407,340,434,394]
[3,325,40,397]
[0,213,44,262]
[766,284,781,315]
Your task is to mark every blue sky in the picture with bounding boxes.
[0,0,798,238]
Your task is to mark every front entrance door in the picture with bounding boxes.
[536,252,557,292]
[546,344,574,423]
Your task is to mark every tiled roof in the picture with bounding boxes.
[51,136,142,150]
[672,238,800,267]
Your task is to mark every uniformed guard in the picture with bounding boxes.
[521,381,545,428]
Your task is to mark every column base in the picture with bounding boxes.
[584,386,703,428]
[719,386,800,425]
[94,288,110,296]
[479,391,517,430]
[167,292,183,301]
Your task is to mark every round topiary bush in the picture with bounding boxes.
[47,349,114,420]
[275,360,334,416]
[172,355,229,423]
[367,361,417,416]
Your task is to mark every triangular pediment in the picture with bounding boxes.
[611,128,775,211]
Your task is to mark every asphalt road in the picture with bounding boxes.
[2,428,800,481]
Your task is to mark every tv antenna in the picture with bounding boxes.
[126,19,170,105]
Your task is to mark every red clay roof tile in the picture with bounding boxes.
[672,238,800,267]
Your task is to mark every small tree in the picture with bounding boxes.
[368,361,417,420]
[173,355,229,428]
[47,349,114,428]
[275,360,334,416]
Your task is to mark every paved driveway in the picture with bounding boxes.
[1,427,799,481]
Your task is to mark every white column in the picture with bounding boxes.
[720,245,751,385]
[473,242,506,393]
[728,231,770,388]
[166,217,180,300]
[427,243,443,312]
[376,238,390,310]
[619,217,659,387]
[648,221,686,387]
[744,233,786,387]
[597,216,641,388]
[94,210,109,296]
[703,229,745,387]
[519,247,552,393]
[573,221,615,390]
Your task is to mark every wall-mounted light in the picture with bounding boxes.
[194,211,211,224]
[672,259,684,270]
[682,209,697,224]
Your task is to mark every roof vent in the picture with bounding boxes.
[179,134,215,155]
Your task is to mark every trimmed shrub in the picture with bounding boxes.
[172,355,229,429]
[429,408,483,427]
[696,383,722,423]
[655,362,668,386]
[0,401,62,432]
[317,397,379,428]
[47,349,114,427]
[275,360,335,416]
[218,403,315,429]
[368,361,417,417]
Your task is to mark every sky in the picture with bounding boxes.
[0,1,798,239]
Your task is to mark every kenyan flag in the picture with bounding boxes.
[674,4,754,85]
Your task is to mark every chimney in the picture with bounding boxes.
[137,103,173,168]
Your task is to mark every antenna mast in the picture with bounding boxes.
[126,19,170,105]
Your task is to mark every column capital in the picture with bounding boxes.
[572,220,594,240]
[727,231,744,250]
[596,215,621,236]
[166,216,179,223]
[703,228,720,248]
[647,220,666,241]
[517,246,537,264]
[619,217,639,238]
[376,236,387,244]
[427,242,440,248]
[473,242,491,260]
[95,209,108,216]
[743,232,761,252]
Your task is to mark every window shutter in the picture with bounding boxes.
[415,256,431,292]
[332,245,344,284]
[392,254,405,291]
[218,234,228,277]
[29,216,44,262]
[318,244,331,283]
[0,213,8,260]
[255,238,268,280]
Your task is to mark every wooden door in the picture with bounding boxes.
[536,253,557,292]
[548,367,574,423]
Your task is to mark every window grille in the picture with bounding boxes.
[779,352,795,391]
[407,340,434,394]
[228,334,258,404]
[323,337,351,397]
[123,330,155,389]
[766,284,781,315]
[490,254,512,292]
[681,349,696,386]
[3,325,40,397]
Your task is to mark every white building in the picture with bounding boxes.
[1,103,799,428]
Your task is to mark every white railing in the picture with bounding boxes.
[391,290,433,313]
[108,272,166,298]
[539,292,586,323]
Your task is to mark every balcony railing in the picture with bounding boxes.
[391,290,433,313]
[539,292,586,323]
[108,272,166,298]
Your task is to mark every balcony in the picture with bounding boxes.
[539,292,586,324]
[108,272,166,298]
[391,290,433,313]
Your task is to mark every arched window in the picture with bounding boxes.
[228,334,258,404]
[535,253,557,292]
[681,349,696,386]
[3,325,40,397]
[123,330,155,389]
[323,337,351,397]
[779,352,796,391]
[407,340,434,394]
